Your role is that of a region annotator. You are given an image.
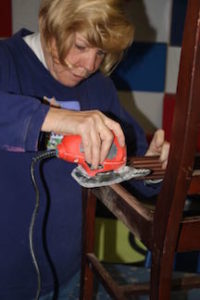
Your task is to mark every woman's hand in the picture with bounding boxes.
[42,107,125,169]
[145,129,170,169]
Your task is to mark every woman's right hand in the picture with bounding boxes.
[41,107,125,169]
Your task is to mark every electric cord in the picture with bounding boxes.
[30,150,57,300]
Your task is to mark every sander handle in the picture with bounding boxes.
[56,134,127,177]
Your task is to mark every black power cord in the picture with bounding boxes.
[30,150,57,300]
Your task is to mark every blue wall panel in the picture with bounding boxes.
[170,0,188,46]
[111,43,167,92]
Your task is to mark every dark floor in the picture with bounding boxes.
[53,264,200,300]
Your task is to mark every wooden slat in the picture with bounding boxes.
[87,253,127,300]
[177,216,200,251]
[93,184,154,249]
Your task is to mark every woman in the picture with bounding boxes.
[0,0,169,299]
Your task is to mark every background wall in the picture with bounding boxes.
[112,0,187,137]
[0,0,188,137]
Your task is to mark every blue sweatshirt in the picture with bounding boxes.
[0,29,158,299]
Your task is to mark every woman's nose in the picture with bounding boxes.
[83,51,97,73]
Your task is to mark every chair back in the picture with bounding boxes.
[153,0,200,259]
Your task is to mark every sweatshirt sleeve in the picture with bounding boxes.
[0,40,50,152]
[0,91,49,152]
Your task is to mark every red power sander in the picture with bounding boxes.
[56,134,150,188]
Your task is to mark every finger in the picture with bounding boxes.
[154,129,165,149]
[160,142,170,161]
[162,160,168,170]
[86,113,112,167]
[104,117,125,147]
[99,131,114,163]
[147,129,165,155]
[81,134,92,165]
[160,142,170,169]
[90,130,101,169]
[91,113,118,164]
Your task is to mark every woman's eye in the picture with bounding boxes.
[97,50,106,57]
[75,44,86,51]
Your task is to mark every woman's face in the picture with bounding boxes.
[46,33,106,87]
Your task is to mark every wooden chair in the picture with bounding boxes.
[80,0,200,299]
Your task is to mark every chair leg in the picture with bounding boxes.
[80,188,97,300]
[151,248,174,300]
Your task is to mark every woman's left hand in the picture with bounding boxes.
[145,129,170,169]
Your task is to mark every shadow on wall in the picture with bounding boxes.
[117,91,157,134]
[112,0,158,133]
[124,0,157,42]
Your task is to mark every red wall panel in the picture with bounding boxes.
[163,93,200,152]
[0,1,12,37]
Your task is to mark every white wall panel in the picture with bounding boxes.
[165,46,181,93]
[12,0,41,33]
[118,91,163,132]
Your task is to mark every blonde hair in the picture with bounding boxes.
[39,0,134,75]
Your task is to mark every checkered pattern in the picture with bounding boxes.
[0,0,187,136]
[112,0,187,136]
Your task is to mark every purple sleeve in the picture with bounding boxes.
[0,90,49,152]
